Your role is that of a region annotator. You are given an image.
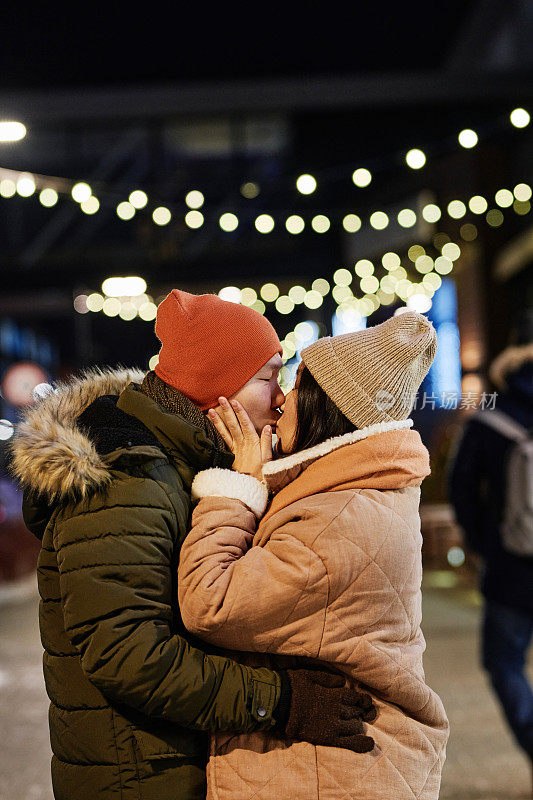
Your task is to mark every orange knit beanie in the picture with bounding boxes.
[154,290,282,410]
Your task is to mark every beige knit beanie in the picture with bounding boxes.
[301,311,437,429]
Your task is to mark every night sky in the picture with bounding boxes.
[1,5,471,89]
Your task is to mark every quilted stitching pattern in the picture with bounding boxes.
[180,431,449,799]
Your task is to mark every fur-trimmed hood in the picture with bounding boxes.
[10,367,146,502]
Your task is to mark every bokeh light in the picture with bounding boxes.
[39,188,58,207]
[311,214,330,233]
[219,213,239,232]
[153,207,172,225]
[296,174,317,195]
[405,149,426,169]
[71,182,91,203]
[510,108,530,128]
[458,129,478,148]
[185,210,203,228]
[343,214,362,232]
[286,215,305,234]
[352,168,372,187]
[255,214,275,233]
[397,208,417,228]
[185,190,204,209]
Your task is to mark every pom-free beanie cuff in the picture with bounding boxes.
[301,312,437,428]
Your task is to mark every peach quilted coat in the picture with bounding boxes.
[178,420,449,800]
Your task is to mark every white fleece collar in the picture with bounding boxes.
[262,418,414,493]
[191,418,415,518]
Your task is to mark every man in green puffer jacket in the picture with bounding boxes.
[10,290,375,800]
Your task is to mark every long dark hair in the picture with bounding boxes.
[287,365,357,454]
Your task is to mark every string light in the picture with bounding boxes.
[240,288,257,306]
[514,199,531,215]
[153,206,172,225]
[352,168,372,187]
[289,285,306,303]
[185,190,204,209]
[487,208,504,227]
[303,290,323,309]
[286,215,305,234]
[458,129,478,148]
[255,214,274,233]
[0,121,26,142]
[311,214,330,233]
[219,213,239,232]
[251,299,266,314]
[360,275,379,293]
[422,204,441,223]
[296,174,317,195]
[218,287,242,303]
[423,272,442,291]
[0,179,16,197]
[333,268,352,286]
[241,181,260,198]
[260,283,279,302]
[275,295,295,314]
[405,149,426,169]
[441,242,461,260]
[435,256,453,275]
[185,210,203,228]
[397,209,417,227]
[332,285,353,303]
[510,108,530,128]
[447,200,467,219]
[129,190,148,209]
[86,293,104,312]
[39,188,58,207]
[460,223,478,241]
[408,244,425,262]
[343,214,362,232]
[138,302,157,321]
[514,183,532,201]
[119,302,137,321]
[102,298,121,317]
[354,259,374,278]
[71,182,91,203]
[17,173,36,197]
[81,196,99,214]
[370,211,389,230]
[117,201,135,220]
[382,252,401,270]
[312,278,330,296]
[73,295,88,314]
[468,195,488,214]
[415,255,434,274]
[102,277,147,297]
[495,189,514,208]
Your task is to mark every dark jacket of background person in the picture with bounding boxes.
[448,347,533,614]
[11,369,285,800]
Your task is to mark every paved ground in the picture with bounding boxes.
[0,577,531,800]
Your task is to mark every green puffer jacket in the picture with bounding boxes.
[11,368,283,800]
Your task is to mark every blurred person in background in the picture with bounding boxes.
[178,312,449,800]
[10,290,375,800]
[449,310,533,787]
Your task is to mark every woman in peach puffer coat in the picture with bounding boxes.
[178,312,449,800]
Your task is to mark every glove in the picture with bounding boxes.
[276,667,376,753]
